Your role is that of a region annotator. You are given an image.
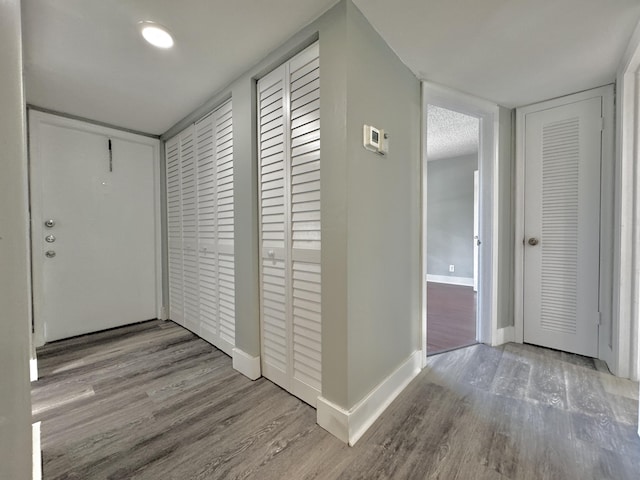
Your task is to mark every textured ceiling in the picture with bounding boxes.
[427,106,478,161]
[21,0,640,135]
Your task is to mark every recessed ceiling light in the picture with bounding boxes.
[138,21,174,49]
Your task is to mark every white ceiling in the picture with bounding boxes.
[353,0,640,107]
[22,0,640,136]
[22,0,339,135]
[427,106,478,161]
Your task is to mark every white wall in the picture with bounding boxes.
[344,1,421,407]
[162,0,421,416]
[0,0,35,478]
[427,154,477,279]
[497,107,514,329]
[614,19,640,381]
[614,18,640,433]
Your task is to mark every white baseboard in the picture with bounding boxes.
[32,421,41,480]
[232,348,261,380]
[427,274,474,287]
[317,350,422,446]
[492,326,514,346]
[30,357,38,382]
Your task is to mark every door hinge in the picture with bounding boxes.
[597,311,602,326]
[600,117,605,131]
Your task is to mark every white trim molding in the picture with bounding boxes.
[317,350,422,446]
[32,422,42,480]
[29,357,38,383]
[492,326,515,347]
[614,20,640,381]
[426,275,474,287]
[422,82,500,351]
[232,348,261,380]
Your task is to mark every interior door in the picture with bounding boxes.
[523,96,602,357]
[30,112,159,343]
[258,42,321,407]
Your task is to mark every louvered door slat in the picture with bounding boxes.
[190,99,235,356]
[166,137,184,325]
[258,42,320,407]
[289,44,321,406]
[179,127,199,334]
[258,65,289,390]
[195,112,219,346]
[214,101,235,353]
[166,99,235,357]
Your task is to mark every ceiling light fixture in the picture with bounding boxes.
[138,21,174,49]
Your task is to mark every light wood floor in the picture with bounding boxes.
[427,281,477,354]
[33,320,640,479]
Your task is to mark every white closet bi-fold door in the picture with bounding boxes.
[166,100,235,355]
[258,42,321,407]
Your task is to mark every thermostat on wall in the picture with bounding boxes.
[363,125,388,155]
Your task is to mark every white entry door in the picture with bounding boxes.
[30,112,160,344]
[522,95,602,357]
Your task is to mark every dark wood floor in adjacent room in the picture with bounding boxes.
[32,320,640,479]
[427,281,477,354]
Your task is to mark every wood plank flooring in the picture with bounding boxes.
[427,281,477,354]
[33,320,640,479]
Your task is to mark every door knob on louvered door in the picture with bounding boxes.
[528,237,539,246]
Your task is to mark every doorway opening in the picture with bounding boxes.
[425,105,479,355]
[421,82,500,365]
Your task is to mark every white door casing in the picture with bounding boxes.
[516,87,614,359]
[30,111,162,345]
[473,169,479,292]
[258,42,321,407]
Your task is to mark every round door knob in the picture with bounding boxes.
[45,250,56,258]
[45,235,56,243]
[528,237,539,246]
[44,219,55,228]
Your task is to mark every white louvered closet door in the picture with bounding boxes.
[214,101,235,351]
[179,126,200,334]
[195,112,219,348]
[166,100,235,355]
[166,136,184,326]
[523,96,601,357]
[258,42,321,407]
[195,100,235,355]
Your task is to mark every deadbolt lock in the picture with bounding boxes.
[45,235,56,243]
[44,219,55,228]
[528,237,539,246]
[45,250,56,258]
